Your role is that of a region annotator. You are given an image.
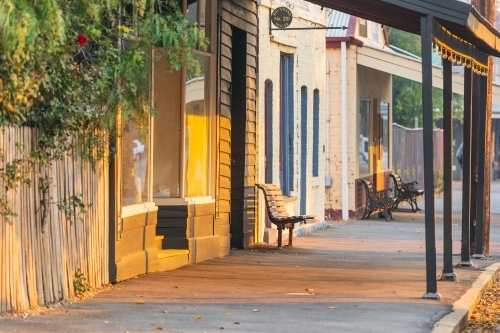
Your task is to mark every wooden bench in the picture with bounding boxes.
[359,179,394,221]
[256,183,315,248]
[389,173,424,212]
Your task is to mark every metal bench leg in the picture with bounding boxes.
[277,224,283,248]
[288,224,294,247]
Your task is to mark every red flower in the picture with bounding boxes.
[77,34,88,45]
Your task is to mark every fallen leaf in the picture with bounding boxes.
[194,316,202,320]
[253,309,259,312]
[154,328,163,331]
[162,310,168,313]
[220,327,225,330]
[135,300,145,305]
[329,306,338,309]
[182,306,186,309]
[226,311,232,316]
[234,322,240,325]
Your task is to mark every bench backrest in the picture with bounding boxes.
[255,183,290,220]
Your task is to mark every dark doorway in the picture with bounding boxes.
[230,27,247,248]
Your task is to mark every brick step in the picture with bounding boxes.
[155,235,164,250]
[157,249,189,272]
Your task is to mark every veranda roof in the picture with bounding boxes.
[309,0,500,58]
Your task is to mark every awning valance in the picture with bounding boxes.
[432,18,489,75]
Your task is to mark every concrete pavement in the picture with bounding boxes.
[2,181,500,333]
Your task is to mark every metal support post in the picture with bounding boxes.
[472,74,487,260]
[441,59,457,280]
[459,65,474,267]
[421,15,440,300]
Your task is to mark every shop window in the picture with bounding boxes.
[151,0,216,200]
[122,121,150,205]
[187,0,210,51]
[380,102,390,170]
[359,100,370,176]
[185,54,210,197]
[153,62,182,198]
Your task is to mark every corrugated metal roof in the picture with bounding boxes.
[326,9,350,38]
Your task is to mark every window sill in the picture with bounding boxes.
[121,202,158,219]
[153,196,215,206]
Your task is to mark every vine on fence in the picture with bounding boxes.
[0,0,207,225]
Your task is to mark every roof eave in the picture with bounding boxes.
[466,8,500,55]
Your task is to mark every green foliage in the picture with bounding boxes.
[56,194,90,223]
[387,28,421,57]
[73,269,92,297]
[388,28,464,128]
[0,0,207,221]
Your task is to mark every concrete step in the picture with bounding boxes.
[157,249,189,272]
[155,235,164,250]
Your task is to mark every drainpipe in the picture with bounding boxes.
[341,41,348,221]
[325,56,331,218]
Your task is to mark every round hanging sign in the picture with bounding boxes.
[271,7,293,29]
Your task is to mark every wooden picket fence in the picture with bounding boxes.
[0,127,109,312]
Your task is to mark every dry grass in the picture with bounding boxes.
[463,279,500,333]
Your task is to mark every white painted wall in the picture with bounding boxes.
[325,46,392,218]
[325,46,358,214]
[256,0,327,242]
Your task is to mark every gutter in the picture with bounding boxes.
[326,36,364,49]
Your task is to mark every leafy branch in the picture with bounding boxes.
[0,0,207,227]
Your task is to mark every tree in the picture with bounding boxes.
[387,27,463,127]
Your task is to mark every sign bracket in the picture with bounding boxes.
[269,7,348,35]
